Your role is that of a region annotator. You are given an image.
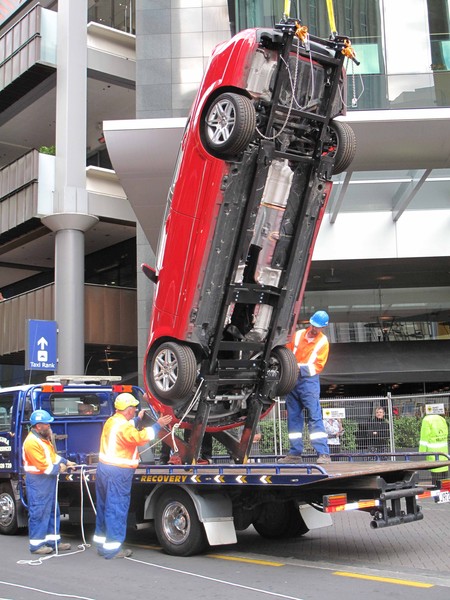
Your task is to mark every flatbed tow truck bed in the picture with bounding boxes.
[63,457,450,553]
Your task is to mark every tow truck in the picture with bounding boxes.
[0,376,449,556]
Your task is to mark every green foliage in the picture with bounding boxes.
[393,416,422,449]
[39,145,56,155]
[341,419,358,451]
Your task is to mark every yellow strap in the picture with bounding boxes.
[284,0,291,18]
[326,0,337,34]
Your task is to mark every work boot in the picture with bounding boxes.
[277,454,303,464]
[317,454,331,464]
[57,543,72,551]
[31,546,54,555]
[110,548,133,559]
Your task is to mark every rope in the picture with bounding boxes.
[17,469,92,567]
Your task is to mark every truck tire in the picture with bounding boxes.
[271,346,298,396]
[327,120,356,175]
[147,341,197,407]
[253,501,309,539]
[154,488,207,556]
[0,483,20,535]
[202,92,256,157]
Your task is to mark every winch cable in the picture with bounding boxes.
[326,0,362,107]
[139,378,205,458]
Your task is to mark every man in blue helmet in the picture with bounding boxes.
[23,409,76,554]
[278,310,331,464]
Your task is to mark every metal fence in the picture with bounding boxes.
[151,393,450,467]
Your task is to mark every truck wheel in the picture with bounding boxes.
[0,483,19,535]
[253,501,308,539]
[203,92,256,157]
[154,489,207,556]
[148,342,197,407]
[271,346,298,396]
[327,120,356,175]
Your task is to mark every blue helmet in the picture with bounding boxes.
[309,310,329,328]
[30,409,54,426]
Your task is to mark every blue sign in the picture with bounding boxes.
[26,320,58,371]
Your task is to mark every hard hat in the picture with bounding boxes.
[309,310,329,328]
[114,393,139,410]
[30,409,54,426]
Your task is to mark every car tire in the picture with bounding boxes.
[203,92,256,157]
[0,483,19,535]
[327,120,357,175]
[154,489,207,556]
[271,346,298,396]
[147,341,197,407]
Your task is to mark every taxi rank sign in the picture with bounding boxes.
[26,319,58,371]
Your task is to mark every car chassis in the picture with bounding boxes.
[144,19,357,464]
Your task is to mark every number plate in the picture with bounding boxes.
[438,491,450,503]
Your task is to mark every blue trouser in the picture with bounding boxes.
[94,462,134,559]
[285,375,329,456]
[26,473,60,551]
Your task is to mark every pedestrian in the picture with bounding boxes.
[278,310,331,464]
[358,406,390,453]
[93,392,172,559]
[22,409,76,555]
[325,417,343,453]
[419,413,449,487]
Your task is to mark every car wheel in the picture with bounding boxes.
[0,483,19,535]
[327,120,357,175]
[271,346,298,396]
[154,489,207,556]
[253,501,309,539]
[148,342,197,407]
[203,92,256,156]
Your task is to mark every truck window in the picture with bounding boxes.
[41,393,106,417]
[0,394,14,430]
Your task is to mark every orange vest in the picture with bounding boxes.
[23,431,61,475]
[288,328,329,376]
[99,412,156,469]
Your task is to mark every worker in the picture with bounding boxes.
[278,310,331,464]
[22,409,76,555]
[419,413,449,487]
[93,392,172,559]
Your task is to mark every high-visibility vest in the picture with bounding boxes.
[99,412,156,469]
[23,430,62,475]
[419,415,449,473]
[288,328,329,377]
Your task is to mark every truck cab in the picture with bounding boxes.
[0,377,144,535]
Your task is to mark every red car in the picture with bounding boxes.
[143,19,356,462]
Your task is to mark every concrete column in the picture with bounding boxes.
[42,214,98,375]
[41,0,98,375]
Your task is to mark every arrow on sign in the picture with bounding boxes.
[259,475,272,484]
[236,475,247,484]
[37,337,48,350]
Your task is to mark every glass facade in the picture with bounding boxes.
[235,0,450,109]
[88,0,135,34]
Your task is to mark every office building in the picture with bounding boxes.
[0,0,449,396]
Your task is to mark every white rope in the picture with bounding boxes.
[17,469,91,567]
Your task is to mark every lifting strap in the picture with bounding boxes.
[326,0,337,36]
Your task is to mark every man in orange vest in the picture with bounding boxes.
[93,392,172,559]
[23,409,76,554]
[278,311,331,464]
